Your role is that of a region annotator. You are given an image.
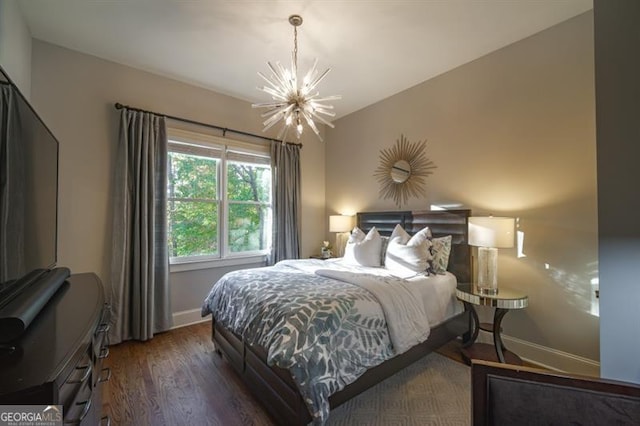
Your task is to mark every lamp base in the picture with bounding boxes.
[477,246,499,295]
[335,232,349,258]
[478,287,499,296]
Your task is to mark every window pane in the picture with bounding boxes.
[228,203,271,253]
[168,200,218,257]
[168,152,218,199]
[227,162,271,203]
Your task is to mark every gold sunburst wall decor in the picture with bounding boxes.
[374,134,437,207]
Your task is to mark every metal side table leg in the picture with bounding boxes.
[462,301,480,348]
[493,308,509,363]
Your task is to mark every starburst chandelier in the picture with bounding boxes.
[252,14,341,142]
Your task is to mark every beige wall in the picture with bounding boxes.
[326,12,597,372]
[0,0,32,97]
[30,40,326,317]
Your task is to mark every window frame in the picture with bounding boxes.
[167,128,272,270]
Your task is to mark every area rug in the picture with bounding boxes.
[326,353,471,425]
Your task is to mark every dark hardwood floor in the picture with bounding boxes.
[103,321,537,425]
[437,337,540,369]
[103,322,275,425]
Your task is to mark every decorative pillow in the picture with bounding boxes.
[348,226,366,243]
[430,235,452,274]
[389,224,409,242]
[380,236,390,266]
[343,226,382,267]
[384,225,432,277]
[387,223,433,243]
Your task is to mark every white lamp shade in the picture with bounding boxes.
[329,215,353,233]
[468,216,515,248]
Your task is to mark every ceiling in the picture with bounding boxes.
[19,0,592,120]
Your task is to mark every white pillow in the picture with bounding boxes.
[348,226,366,243]
[389,223,411,244]
[384,225,432,277]
[380,225,409,266]
[343,226,382,267]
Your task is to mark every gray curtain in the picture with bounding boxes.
[270,142,301,264]
[109,108,172,344]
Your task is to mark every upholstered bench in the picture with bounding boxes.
[471,360,640,425]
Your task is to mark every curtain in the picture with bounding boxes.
[109,108,172,344]
[269,142,301,264]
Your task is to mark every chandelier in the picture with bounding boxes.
[252,14,340,142]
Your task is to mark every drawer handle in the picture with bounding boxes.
[67,364,91,384]
[101,415,111,426]
[98,367,111,383]
[64,398,92,424]
[99,346,110,359]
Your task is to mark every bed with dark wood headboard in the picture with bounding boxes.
[357,209,471,283]
[209,209,472,425]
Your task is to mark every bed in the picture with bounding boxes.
[202,209,472,425]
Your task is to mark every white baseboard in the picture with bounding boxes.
[476,332,600,377]
[172,308,209,329]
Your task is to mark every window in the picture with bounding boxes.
[167,129,272,265]
[226,150,272,254]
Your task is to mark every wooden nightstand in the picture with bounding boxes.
[309,254,333,260]
[456,283,528,365]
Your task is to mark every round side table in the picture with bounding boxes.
[456,283,528,365]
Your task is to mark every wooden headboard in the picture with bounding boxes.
[357,209,471,283]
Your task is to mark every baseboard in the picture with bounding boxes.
[172,308,208,329]
[476,333,600,377]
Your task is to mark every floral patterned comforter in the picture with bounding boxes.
[201,259,429,424]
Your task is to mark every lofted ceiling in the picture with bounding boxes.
[19,0,592,120]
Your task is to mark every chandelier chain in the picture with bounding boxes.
[293,25,298,69]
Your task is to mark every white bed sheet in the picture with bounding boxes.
[305,258,463,327]
[404,271,463,326]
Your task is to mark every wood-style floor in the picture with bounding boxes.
[102,322,524,425]
[103,322,274,425]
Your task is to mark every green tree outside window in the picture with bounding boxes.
[167,145,272,260]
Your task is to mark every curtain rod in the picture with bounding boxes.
[114,103,302,148]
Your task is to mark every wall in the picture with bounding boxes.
[326,12,598,374]
[594,0,640,384]
[0,0,32,97]
[29,41,326,322]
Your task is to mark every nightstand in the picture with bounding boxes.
[456,283,528,365]
[309,254,333,260]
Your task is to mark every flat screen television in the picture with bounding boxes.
[0,65,69,341]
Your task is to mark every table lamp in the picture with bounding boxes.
[468,216,515,295]
[329,215,353,257]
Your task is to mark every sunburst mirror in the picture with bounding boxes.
[374,134,436,207]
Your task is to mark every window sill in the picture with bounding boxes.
[170,254,267,273]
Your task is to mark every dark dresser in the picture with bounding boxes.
[0,273,110,425]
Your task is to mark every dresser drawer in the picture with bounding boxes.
[58,350,93,416]
[93,304,110,359]
[62,378,94,425]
